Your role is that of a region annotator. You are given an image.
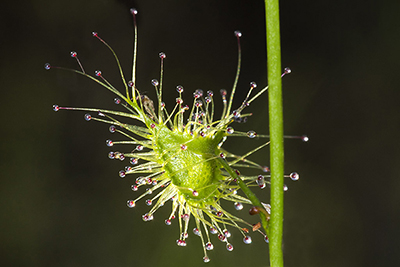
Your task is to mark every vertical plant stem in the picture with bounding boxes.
[265,0,284,267]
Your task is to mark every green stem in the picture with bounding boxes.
[265,0,284,267]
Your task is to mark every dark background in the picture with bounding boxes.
[1,0,399,266]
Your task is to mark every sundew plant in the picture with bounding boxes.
[48,2,301,266]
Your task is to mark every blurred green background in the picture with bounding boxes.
[1,0,399,266]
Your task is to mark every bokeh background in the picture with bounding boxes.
[1,0,399,266]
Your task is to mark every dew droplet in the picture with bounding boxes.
[159,52,166,59]
[70,51,77,58]
[92,31,98,37]
[131,185,138,191]
[216,211,223,217]
[203,256,210,263]
[127,200,135,208]
[226,127,234,134]
[234,30,242,37]
[283,184,288,191]
[220,89,227,96]
[218,234,227,242]
[176,239,186,246]
[174,85,183,94]
[262,166,270,172]
[233,110,240,118]
[119,153,125,161]
[180,144,187,150]
[142,213,153,221]
[195,100,202,107]
[284,67,291,74]
[192,190,199,197]
[119,170,126,178]
[181,213,190,221]
[290,172,299,181]
[145,199,152,206]
[219,153,225,159]
[106,139,113,147]
[128,81,134,87]
[114,98,121,104]
[108,151,115,159]
[136,145,143,151]
[226,243,234,251]
[176,98,183,104]
[223,229,231,238]
[234,202,243,210]
[181,232,188,239]
[302,135,309,142]
[130,158,138,165]
[264,236,269,243]
[151,79,159,86]
[257,175,266,189]
[209,227,217,234]
[193,228,200,236]
[250,81,257,88]
[94,70,102,77]
[109,125,116,133]
[84,114,92,121]
[247,130,257,138]
[44,63,51,70]
[165,219,171,225]
[150,123,156,129]
[52,105,59,111]
[205,242,214,250]
[243,236,252,244]
[130,8,138,15]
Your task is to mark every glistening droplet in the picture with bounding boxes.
[193,228,200,236]
[127,200,135,208]
[290,172,299,181]
[243,235,252,244]
[234,202,243,210]
[106,139,113,147]
[84,114,92,121]
[247,130,257,138]
[234,30,242,37]
[151,79,159,86]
